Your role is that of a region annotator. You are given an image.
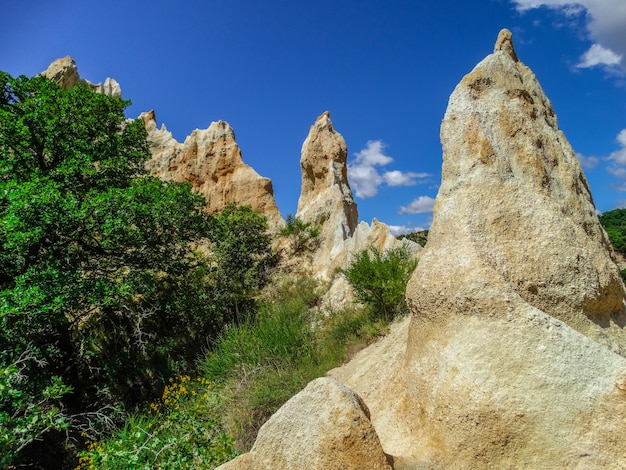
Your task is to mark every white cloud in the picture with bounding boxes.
[576,152,600,168]
[398,196,436,215]
[383,170,431,187]
[606,128,626,178]
[353,140,393,166]
[577,43,622,68]
[347,140,430,199]
[388,225,424,236]
[608,129,626,164]
[511,0,626,71]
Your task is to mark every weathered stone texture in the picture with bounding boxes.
[412,28,625,350]
[400,28,626,468]
[216,377,392,470]
[141,111,284,227]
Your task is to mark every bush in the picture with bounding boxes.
[278,215,321,255]
[75,376,238,469]
[341,245,417,322]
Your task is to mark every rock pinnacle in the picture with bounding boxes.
[494,28,519,62]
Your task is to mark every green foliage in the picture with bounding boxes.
[207,205,279,324]
[0,353,72,468]
[199,276,391,451]
[202,296,316,383]
[0,71,253,465]
[85,275,392,463]
[599,208,626,255]
[278,214,321,254]
[398,229,429,247]
[76,376,238,469]
[341,245,417,322]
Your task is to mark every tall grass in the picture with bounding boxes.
[76,275,391,467]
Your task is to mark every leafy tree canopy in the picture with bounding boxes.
[599,208,626,255]
[0,72,255,465]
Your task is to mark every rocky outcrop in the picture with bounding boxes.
[43,56,122,98]
[296,111,358,250]
[400,29,626,467]
[141,111,284,227]
[409,28,626,352]
[295,112,418,281]
[217,377,392,470]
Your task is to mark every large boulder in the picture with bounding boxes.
[216,377,392,470]
[401,29,626,468]
[141,110,284,227]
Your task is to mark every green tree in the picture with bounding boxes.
[207,204,279,324]
[398,229,429,247]
[0,72,219,465]
[599,208,626,255]
[341,245,417,322]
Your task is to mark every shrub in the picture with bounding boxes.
[341,245,417,322]
[75,376,237,469]
[278,215,321,254]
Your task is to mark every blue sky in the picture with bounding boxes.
[2,0,626,234]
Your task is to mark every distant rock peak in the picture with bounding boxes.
[42,56,122,98]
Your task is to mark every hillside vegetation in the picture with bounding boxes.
[0,72,416,469]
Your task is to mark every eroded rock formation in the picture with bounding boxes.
[294,112,417,282]
[401,28,626,467]
[296,112,359,252]
[409,28,626,352]
[217,377,392,470]
[141,111,284,227]
[43,56,122,97]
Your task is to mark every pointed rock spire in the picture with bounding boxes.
[402,28,626,467]
[297,111,358,249]
[494,28,519,62]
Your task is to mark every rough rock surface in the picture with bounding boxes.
[329,317,419,469]
[294,112,419,282]
[401,28,626,467]
[410,28,626,351]
[296,112,359,273]
[216,377,392,470]
[43,56,122,97]
[141,111,284,227]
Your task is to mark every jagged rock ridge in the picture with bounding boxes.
[141,110,284,228]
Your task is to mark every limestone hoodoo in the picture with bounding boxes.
[401,28,626,468]
[296,111,359,252]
